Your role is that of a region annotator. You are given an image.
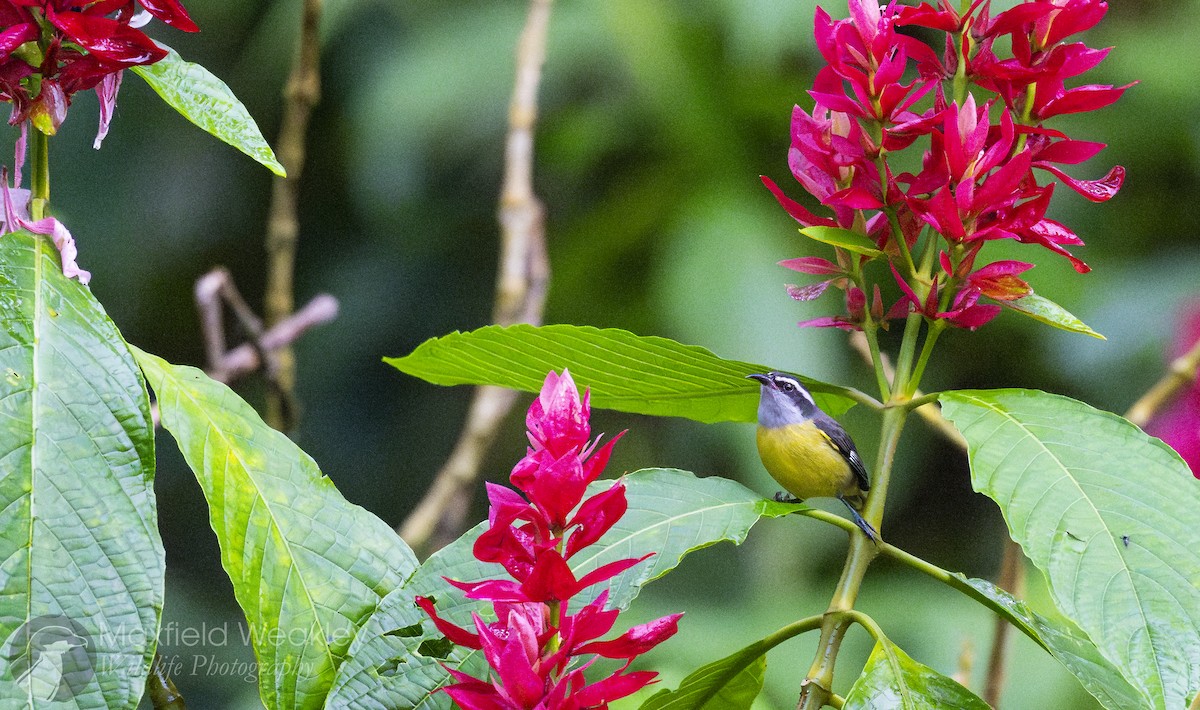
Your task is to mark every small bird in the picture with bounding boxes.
[748,371,877,542]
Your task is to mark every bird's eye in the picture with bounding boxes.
[779,381,793,391]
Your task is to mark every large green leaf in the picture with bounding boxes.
[941,389,1200,710]
[0,231,163,708]
[574,468,805,609]
[329,469,790,708]
[639,636,770,710]
[953,576,1147,709]
[385,324,855,422]
[131,45,286,176]
[133,350,417,710]
[842,639,989,710]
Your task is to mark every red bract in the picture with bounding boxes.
[421,370,681,709]
[765,0,1129,333]
[0,0,197,136]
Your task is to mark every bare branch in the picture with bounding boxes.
[263,0,325,431]
[398,0,554,553]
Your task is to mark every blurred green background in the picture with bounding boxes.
[20,0,1196,706]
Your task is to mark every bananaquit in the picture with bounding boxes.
[748,372,878,542]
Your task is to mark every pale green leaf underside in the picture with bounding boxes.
[385,324,855,423]
[954,576,1147,709]
[132,45,285,176]
[573,469,796,609]
[640,638,770,710]
[330,469,783,708]
[0,231,163,708]
[941,389,1200,710]
[1003,293,1104,339]
[800,226,884,257]
[134,350,416,710]
[843,640,988,710]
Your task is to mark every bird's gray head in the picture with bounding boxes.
[747,372,818,428]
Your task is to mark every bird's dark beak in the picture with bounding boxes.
[746,373,771,386]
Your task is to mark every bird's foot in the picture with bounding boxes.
[837,494,879,544]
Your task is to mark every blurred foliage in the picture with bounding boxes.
[17,0,1191,706]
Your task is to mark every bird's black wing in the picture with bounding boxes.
[814,413,870,492]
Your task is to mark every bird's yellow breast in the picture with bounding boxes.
[756,423,859,501]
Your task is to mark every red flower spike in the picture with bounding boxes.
[761,176,838,228]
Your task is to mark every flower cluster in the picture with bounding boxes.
[418,370,682,709]
[765,0,1131,332]
[0,0,197,140]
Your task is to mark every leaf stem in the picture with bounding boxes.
[30,128,49,220]
[862,321,892,401]
[907,320,945,394]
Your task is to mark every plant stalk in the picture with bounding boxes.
[797,403,908,709]
[30,128,49,220]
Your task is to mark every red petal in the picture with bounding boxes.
[139,0,200,32]
[0,23,37,56]
[1037,82,1135,120]
[565,481,628,558]
[1037,163,1124,202]
[49,11,166,64]
[575,554,653,592]
[779,256,842,275]
[761,176,837,227]
[415,596,483,650]
[575,613,683,659]
[574,670,660,707]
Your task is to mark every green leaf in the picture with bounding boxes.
[330,469,789,708]
[385,324,856,423]
[799,226,884,257]
[941,389,1200,710]
[640,639,769,710]
[1002,293,1104,339]
[133,349,416,710]
[843,639,989,710]
[0,231,163,709]
[575,469,807,609]
[131,45,286,176]
[952,576,1147,710]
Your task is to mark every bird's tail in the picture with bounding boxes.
[837,493,878,543]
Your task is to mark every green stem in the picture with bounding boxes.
[829,693,846,709]
[30,128,50,221]
[844,609,886,644]
[840,386,885,411]
[890,311,924,396]
[862,322,891,401]
[797,404,908,709]
[146,652,187,709]
[907,320,946,396]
